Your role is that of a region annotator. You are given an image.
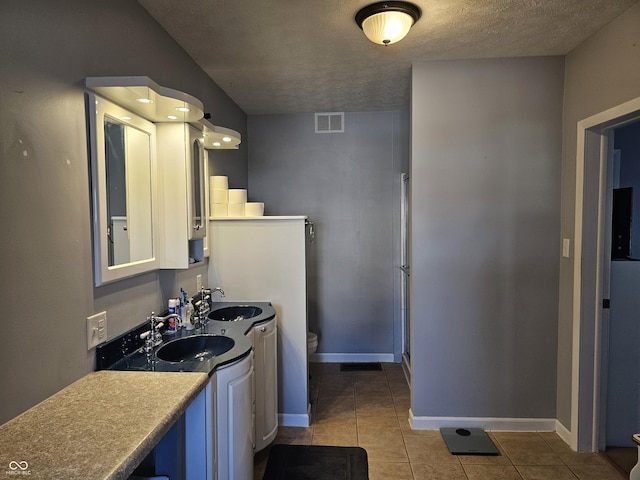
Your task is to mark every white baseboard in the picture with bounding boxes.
[309,353,395,363]
[555,419,576,450]
[279,404,311,427]
[409,411,556,432]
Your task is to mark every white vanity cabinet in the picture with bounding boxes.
[215,353,254,480]
[248,317,278,452]
[156,122,209,269]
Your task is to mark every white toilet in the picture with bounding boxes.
[308,332,318,356]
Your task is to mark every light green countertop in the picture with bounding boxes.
[0,370,208,479]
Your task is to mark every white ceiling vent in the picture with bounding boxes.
[315,112,344,133]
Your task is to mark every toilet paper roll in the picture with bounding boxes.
[244,202,264,217]
[210,175,228,189]
[211,203,228,217]
[211,188,229,204]
[228,189,247,203]
[227,202,245,217]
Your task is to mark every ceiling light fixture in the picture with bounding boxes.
[355,1,421,46]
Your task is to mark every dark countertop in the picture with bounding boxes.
[103,301,276,376]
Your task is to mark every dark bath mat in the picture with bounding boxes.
[340,362,382,371]
[263,444,369,480]
[440,428,500,455]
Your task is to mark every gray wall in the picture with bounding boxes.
[247,111,409,357]
[557,0,640,430]
[0,1,247,425]
[410,57,564,418]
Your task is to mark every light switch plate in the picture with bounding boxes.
[562,238,571,258]
[87,311,107,350]
[196,274,202,291]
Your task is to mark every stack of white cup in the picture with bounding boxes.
[209,176,265,217]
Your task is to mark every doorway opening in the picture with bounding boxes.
[400,173,411,378]
[571,95,640,454]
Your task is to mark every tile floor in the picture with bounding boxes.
[254,362,627,480]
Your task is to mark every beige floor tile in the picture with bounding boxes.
[412,462,468,479]
[400,424,441,437]
[354,371,389,384]
[355,382,392,396]
[539,433,606,466]
[317,382,354,395]
[357,415,402,436]
[458,452,513,466]
[311,433,358,446]
[569,464,626,480]
[404,435,461,464]
[356,396,397,416]
[516,465,579,480]
[463,464,523,479]
[270,366,620,480]
[559,451,608,466]
[320,374,354,386]
[321,363,349,374]
[312,416,357,436]
[369,461,415,480]
[274,432,312,445]
[315,395,356,416]
[494,433,563,466]
[358,434,409,463]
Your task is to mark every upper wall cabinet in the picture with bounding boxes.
[86,76,205,284]
[156,122,209,268]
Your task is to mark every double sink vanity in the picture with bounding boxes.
[0,301,278,480]
[103,299,280,480]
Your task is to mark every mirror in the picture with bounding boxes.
[190,136,206,239]
[88,93,159,285]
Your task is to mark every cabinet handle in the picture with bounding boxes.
[260,327,266,333]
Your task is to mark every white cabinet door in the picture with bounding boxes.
[253,318,278,452]
[157,123,207,268]
[215,354,254,480]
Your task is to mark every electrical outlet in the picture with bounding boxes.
[87,311,107,350]
[196,274,202,291]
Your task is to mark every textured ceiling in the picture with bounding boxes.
[139,0,638,115]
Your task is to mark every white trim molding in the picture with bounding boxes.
[279,411,311,428]
[309,353,395,363]
[409,411,556,432]
[555,419,575,450]
[571,95,640,452]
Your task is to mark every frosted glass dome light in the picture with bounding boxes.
[355,2,421,46]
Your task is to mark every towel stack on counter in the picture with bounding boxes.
[209,175,265,217]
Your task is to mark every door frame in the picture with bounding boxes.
[571,95,640,452]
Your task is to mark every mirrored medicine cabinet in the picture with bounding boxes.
[86,76,204,286]
[86,76,241,286]
[87,93,160,286]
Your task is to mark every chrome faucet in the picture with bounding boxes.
[140,312,180,354]
[210,286,225,299]
[140,312,163,355]
[193,286,224,330]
